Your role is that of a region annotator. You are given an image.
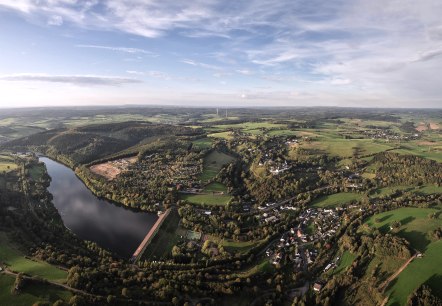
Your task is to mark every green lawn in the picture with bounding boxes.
[386,240,442,306]
[0,274,72,306]
[0,233,67,283]
[311,192,362,208]
[365,207,442,251]
[181,193,232,206]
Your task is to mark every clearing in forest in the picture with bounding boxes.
[89,156,137,180]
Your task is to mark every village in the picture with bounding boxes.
[265,206,345,270]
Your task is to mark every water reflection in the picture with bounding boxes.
[41,157,158,258]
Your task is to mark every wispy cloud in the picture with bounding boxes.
[0,73,142,86]
[76,44,157,56]
[181,59,221,70]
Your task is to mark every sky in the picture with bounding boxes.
[0,0,441,108]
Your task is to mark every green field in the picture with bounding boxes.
[371,184,442,197]
[0,233,67,283]
[204,182,228,192]
[199,150,235,182]
[234,258,275,278]
[386,240,442,306]
[311,192,362,208]
[181,193,232,206]
[0,274,72,306]
[391,142,442,163]
[365,207,442,251]
[192,138,213,149]
[214,122,286,131]
[330,251,356,275]
[207,131,233,140]
[219,239,265,254]
[267,129,298,136]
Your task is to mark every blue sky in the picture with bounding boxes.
[0,0,441,108]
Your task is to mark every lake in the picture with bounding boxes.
[40,157,158,258]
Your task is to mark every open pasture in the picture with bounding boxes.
[199,150,235,182]
[0,233,67,283]
[365,207,442,251]
[311,192,362,208]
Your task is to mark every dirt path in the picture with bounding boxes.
[379,254,417,292]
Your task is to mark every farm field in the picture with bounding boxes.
[181,193,232,206]
[214,122,286,131]
[365,207,442,251]
[0,274,72,306]
[0,233,67,283]
[386,240,442,306]
[311,192,362,208]
[207,131,233,140]
[0,154,18,172]
[391,142,442,163]
[297,137,393,158]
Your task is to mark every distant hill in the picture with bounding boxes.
[2,121,204,165]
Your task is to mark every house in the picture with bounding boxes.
[297,229,303,238]
[313,283,323,292]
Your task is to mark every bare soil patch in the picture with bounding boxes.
[429,122,440,130]
[90,156,137,180]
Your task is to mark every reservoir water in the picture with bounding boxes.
[40,157,158,258]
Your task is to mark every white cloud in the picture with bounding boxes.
[1,0,442,106]
[47,15,63,26]
[330,78,351,85]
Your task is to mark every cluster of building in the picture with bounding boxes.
[298,208,342,243]
[257,202,298,224]
[264,206,345,269]
[362,129,419,141]
[265,226,318,269]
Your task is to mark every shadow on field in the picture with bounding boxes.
[400,216,415,226]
